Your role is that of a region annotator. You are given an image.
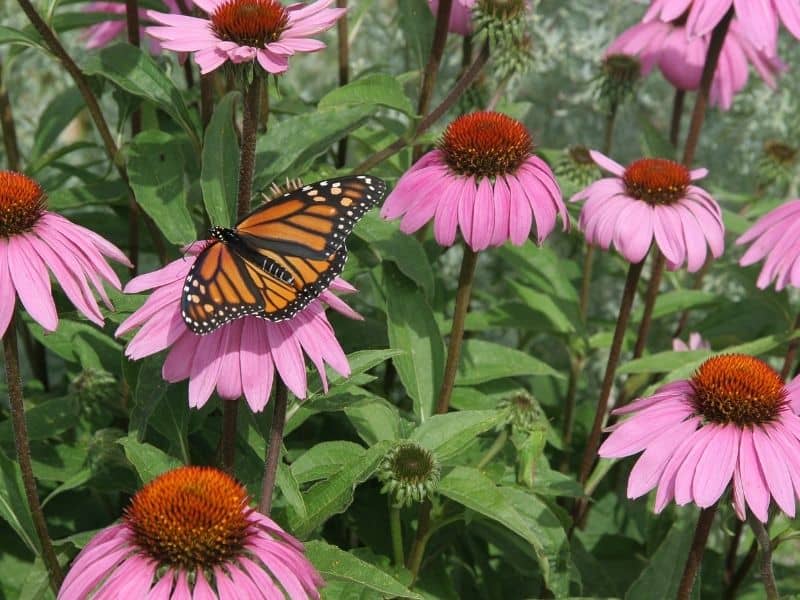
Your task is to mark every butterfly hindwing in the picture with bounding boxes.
[236,175,386,260]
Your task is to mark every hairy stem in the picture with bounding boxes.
[0,63,21,171]
[258,378,288,515]
[748,514,780,600]
[3,319,63,592]
[335,0,349,167]
[436,245,479,415]
[353,43,489,174]
[677,504,718,600]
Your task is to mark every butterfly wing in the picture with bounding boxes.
[235,175,386,260]
[181,241,348,334]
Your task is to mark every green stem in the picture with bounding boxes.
[258,378,288,515]
[476,429,508,470]
[677,504,718,600]
[389,500,404,567]
[406,499,432,581]
[436,245,479,415]
[747,513,780,600]
[3,317,63,592]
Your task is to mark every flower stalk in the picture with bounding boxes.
[389,499,404,567]
[748,513,779,600]
[258,378,288,515]
[125,0,142,276]
[3,317,63,592]
[335,0,349,167]
[677,504,719,600]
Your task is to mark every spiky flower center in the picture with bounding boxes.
[378,442,440,507]
[125,466,252,569]
[0,171,45,237]
[211,0,288,48]
[568,145,593,165]
[602,53,641,85]
[440,111,532,178]
[623,158,690,205]
[691,354,786,425]
[389,444,436,483]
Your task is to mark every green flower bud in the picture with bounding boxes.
[377,442,441,508]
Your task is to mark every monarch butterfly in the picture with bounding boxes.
[181,175,386,335]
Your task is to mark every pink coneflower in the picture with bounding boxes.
[83,0,182,51]
[599,354,800,521]
[736,199,800,290]
[644,0,800,52]
[145,0,345,75]
[570,151,724,271]
[427,0,477,35]
[607,19,786,110]
[672,332,711,351]
[58,466,323,599]
[381,111,568,251]
[0,171,130,338]
[115,244,357,410]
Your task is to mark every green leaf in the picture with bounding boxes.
[307,349,402,399]
[127,130,197,245]
[397,0,434,74]
[290,440,392,537]
[82,42,198,142]
[0,451,39,554]
[0,26,44,50]
[253,105,374,190]
[46,180,128,211]
[29,87,85,164]
[26,318,121,372]
[344,397,402,446]
[508,280,577,334]
[384,265,445,422]
[356,213,435,298]
[201,91,240,228]
[438,467,551,584]
[306,541,422,599]
[291,441,366,485]
[319,73,414,115]
[277,462,307,521]
[410,410,503,462]
[118,436,182,484]
[617,349,711,375]
[0,397,78,448]
[455,339,563,385]
[625,512,698,600]
[632,290,719,321]
[129,355,170,441]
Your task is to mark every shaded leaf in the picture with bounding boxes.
[456,339,563,385]
[118,436,182,484]
[319,73,414,115]
[411,410,503,461]
[201,91,240,228]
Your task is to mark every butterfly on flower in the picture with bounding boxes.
[181,175,386,334]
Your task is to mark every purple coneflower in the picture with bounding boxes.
[145,0,344,74]
[737,199,800,290]
[0,171,129,337]
[381,111,567,251]
[571,151,724,271]
[84,0,182,51]
[58,466,323,599]
[600,354,800,521]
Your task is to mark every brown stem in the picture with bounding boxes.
[780,312,800,380]
[669,89,685,148]
[725,540,758,600]
[236,79,261,217]
[579,245,596,320]
[3,318,63,592]
[258,378,288,515]
[677,504,718,600]
[576,259,645,487]
[631,251,665,359]
[125,0,141,276]
[673,255,712,338]
[436,246,479,415]
[412,0,453,162]
[353,42,489,174]
[747,513,780,600]
[335,0,349,168]
[681,9,733,167]
[220,400,238,473]
[724,519,744,586]
[406,499,433,580]
[0,64,21,171]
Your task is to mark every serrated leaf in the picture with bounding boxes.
[118,436,182,484]
[455,339,563,385]
[201,91,240,227]
[127,130,197,245]
[306,541,422,599]
[384,265,445,422]
[319,73,414,115]
[410,410,502,461]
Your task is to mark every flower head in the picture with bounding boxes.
[737,198,800,290]
[599,354,800,521]
[115,244,359,410]
[597,53,641,111]
[427,0,477,36]
[381,111,567,251]
[672,332,711,352]
[644,0,800,52]
[58,466,323,599]
[554,145,602,190]
[377,442,441,507]
[499,391,544,434]
[146,0,345,75]
[571,151,723,271]
[758,140,798,188]
[607,18,785,111]
[0,171,130,337]
[84,0,182,51]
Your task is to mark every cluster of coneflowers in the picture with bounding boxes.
[3,0,800,598]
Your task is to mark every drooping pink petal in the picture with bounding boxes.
[7,236,58,331]
[691,424,739,507]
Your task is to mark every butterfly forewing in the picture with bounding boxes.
[236,175,386,260]
[180,175,385,335]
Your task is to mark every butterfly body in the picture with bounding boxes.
[181,175,386,335]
